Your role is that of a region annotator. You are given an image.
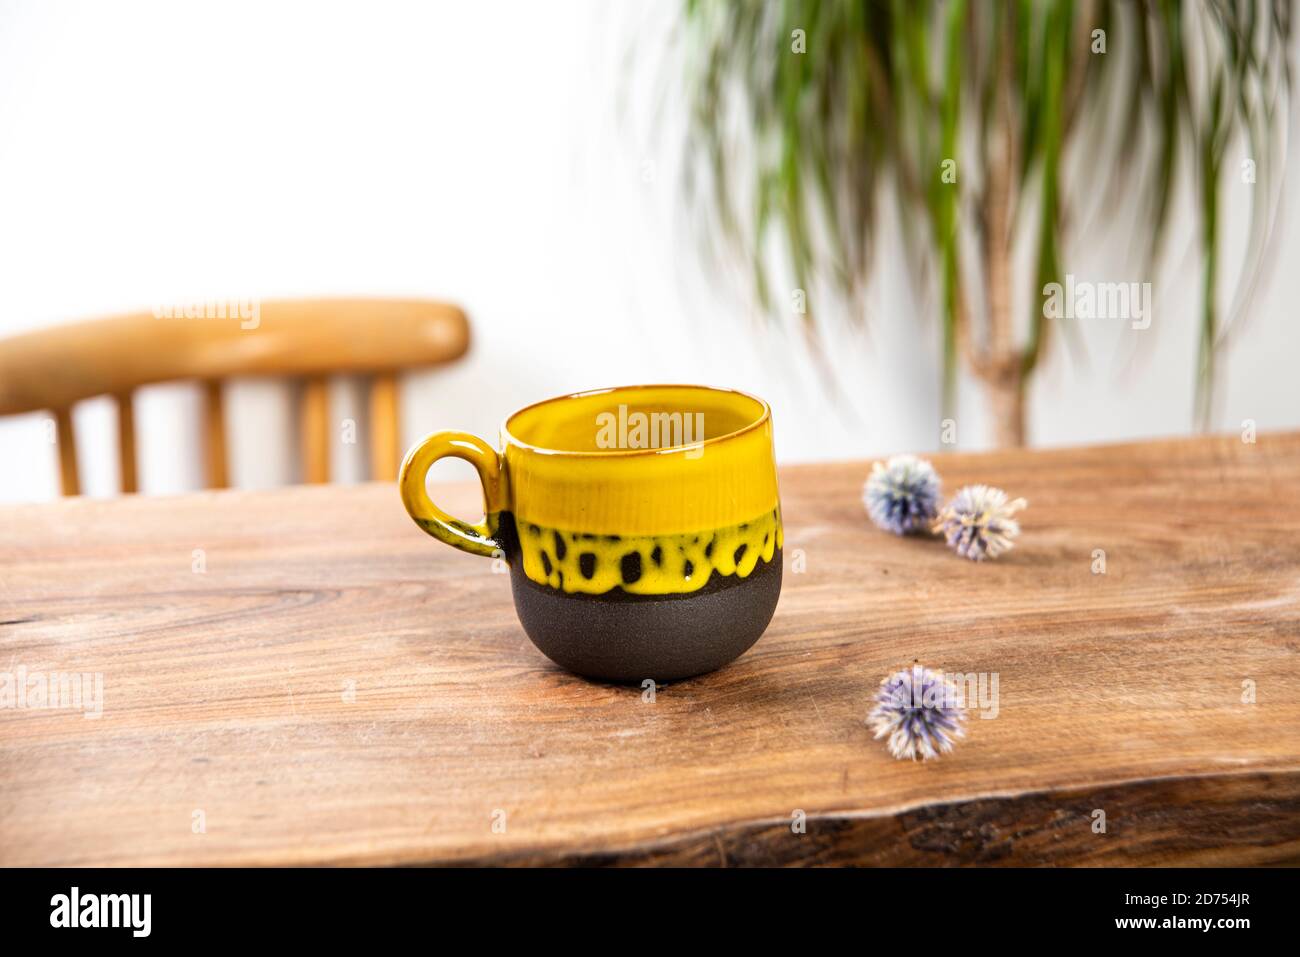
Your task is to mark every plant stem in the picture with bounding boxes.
[988,374,1026,448]
[981,7,1026,447]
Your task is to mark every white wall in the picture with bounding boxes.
[1,0,1297,503]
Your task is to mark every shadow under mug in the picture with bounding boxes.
[399,384,783,682]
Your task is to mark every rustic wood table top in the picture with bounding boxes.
[2,433,1298,866]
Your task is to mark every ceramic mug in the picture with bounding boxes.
[398,384,783,681]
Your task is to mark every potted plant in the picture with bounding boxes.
[675,0,1292,445]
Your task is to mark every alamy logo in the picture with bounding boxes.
[153,297,260,330]
[50,887,151,937]
[0,666,102,719]
[883,670,1000,719]
[595,404,705,455]
[1042,274,1152,330]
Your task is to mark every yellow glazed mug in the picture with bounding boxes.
[399,384,783,681]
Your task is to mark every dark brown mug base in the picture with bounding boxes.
[509,549,782,683]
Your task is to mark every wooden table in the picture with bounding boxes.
[2,433,1298,866]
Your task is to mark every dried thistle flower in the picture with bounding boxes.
[863,454,941,536]
[934,484,1027,561]
[868,665,967,761]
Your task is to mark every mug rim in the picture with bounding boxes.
[501,383,770,458]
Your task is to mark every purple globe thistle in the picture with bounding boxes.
[934,484,1027,561]
[863,454,941,535]
[867,665,967,761]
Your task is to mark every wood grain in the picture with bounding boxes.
[1,433,1298,867]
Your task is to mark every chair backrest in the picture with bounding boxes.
[0,298,470,494]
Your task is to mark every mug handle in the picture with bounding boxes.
[399,431,505,558]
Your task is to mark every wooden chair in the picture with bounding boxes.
[0,298,470,495]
